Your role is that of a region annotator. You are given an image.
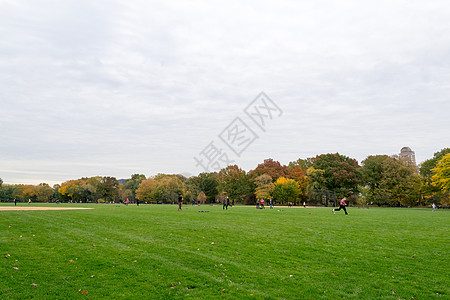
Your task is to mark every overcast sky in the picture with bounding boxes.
[1,0,450,185]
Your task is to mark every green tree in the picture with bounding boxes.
[0,184,16,202]
[218,165,254,203]
[186,173,219,203]
[37,183,54,202]
[98,177,119,203]
[361,155,420,206]
[311,153,361,199]
[288,158,314,171]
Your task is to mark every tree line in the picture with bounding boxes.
[1,148,449,206]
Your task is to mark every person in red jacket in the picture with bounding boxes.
[333,197,348,215]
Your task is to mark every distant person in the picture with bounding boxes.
[333,197,348,215]
[269,198,273,209]
[125,198,129,206]
[256,200,260,209]
[223,198,227,210]
[14,198,17,206]
[260,198,265,209]
[432,203,436,212]
[226,197,230,210]
[136,199,139,206]
[178,194,183,211]
[28,199,31,205]
[303,201,306,208]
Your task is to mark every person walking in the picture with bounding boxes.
[260,198,265,209]
[14,198,17,206]
[333,197,348,215]
[432,203,436,212]
[269,198,273,209]
[178,194,183,211]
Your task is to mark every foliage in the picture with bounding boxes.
[432,153,450,192]
[310,153,361,199]
[122,174,146,200]
[135,176,184,203]
[37,183,54,202]
[152,176,185,203]
[98,177,119,203]
[135,178,157,203]
[361,155,421,206]
[288,157,314,171]
[218,165,254,203]
[420,148,450,203]
[272,177,300,204]
[197,191,207,204]
[186,172,219,203]
[254,174,274,199]
[249,158,288,182]
[287,165,309,200]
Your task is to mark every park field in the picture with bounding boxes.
[1,204,448,299]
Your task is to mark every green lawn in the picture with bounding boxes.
[1,204,448,299]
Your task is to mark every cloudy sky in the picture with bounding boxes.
[1,0,449,185]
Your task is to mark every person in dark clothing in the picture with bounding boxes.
[333,197,348,215]
[178,194,183,211]
[223,197,230,210]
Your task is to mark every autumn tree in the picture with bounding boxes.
[420,148,450,204]
[197,191,207,204]
[22,185,39,201]
[431,153,450,205]
[249,159,288,182]
[288,165,309,201]
[152,176,185,203]
[122,174,146,201]
[136,178,157,203]
[254,174,274,199]
[273,177,300,204]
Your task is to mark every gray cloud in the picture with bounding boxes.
[1,0,450,184]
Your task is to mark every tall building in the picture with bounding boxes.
[399,147,416,166]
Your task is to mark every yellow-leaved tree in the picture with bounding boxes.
[273,177,300,204]
[432,153,450,192]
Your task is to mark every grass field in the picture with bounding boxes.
[1,204,448,299]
